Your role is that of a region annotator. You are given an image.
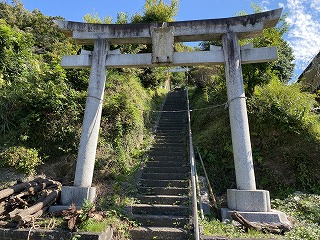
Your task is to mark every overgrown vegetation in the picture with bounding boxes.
[0,1,176,238]
[201,194,320,239]
[189,4,320,240]
[1,0,320,239]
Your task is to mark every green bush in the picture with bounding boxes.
[0,146,42,175]
[249,78,320,138]
[272,194,320,240]
[248,78,320,196]
[191,76,320,197]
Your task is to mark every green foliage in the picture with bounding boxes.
[83,12,113,24]
[202,194,320,239]
[190,74,320,196]
[198,5,295,96]
[247,78,320,196]
[94,70,166,178]
[249,78,320,137]
[190,86,234,194]
[240,7,294,95]
[132,0,178,23]
[0,19,33,82]
[272,194,320,240]
[200,218,280,239]
[0,146,42,175]
[0,3,85,160]
[272,194,320,224]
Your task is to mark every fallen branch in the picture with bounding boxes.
[231,211,291,234]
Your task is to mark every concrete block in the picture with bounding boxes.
[61,186,96,206]
[221,208,291,225]
[227,189,271,212]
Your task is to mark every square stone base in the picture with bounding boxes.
[227,189,271,212]
[61,186,96,206]
[49,186,96,212]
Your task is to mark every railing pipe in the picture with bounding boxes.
[186,86,200,240]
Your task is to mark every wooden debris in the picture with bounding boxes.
[0,177,61,226]
[231,211,292,234]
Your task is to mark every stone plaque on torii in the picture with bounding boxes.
[53,8,289,224]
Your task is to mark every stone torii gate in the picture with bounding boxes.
[54,8,288,223]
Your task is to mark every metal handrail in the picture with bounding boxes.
[186,86,200,240]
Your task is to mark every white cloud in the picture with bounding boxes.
[261,0,271,10]
[286,0,320,71]
[311,0,320,11]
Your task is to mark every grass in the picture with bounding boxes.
[201,193,320,240]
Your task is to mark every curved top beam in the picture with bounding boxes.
[56,8,282,45]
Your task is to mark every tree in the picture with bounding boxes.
[241,7,294,95]
[197,6,295,96]
[131,0,178,23]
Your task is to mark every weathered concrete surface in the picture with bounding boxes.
[61,46,278,69]
[221,208,291,225]
[222,31,256,191]
[227,189,271,212]
[60,186,96,206]
[74,39,108,188]
[55,8,282,44]
[151,26,174,63]
[0,226,113,240]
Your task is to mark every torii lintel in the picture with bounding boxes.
[55,8,282,45]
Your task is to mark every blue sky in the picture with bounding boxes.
[17,0,320,80]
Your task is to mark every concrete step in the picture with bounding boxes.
[140,179,188,188]
[146,160,188,167]
[130,226,188,240]
[149,148,185,155]
[158,119,185,123]
[143,166,189,174]
[131,204,189,216]
[157,122,185,125]
[152,143,186,148]
[155,137,186,143]
[139,186,189,195]
[148,151,186,157]
[133,214,189,227]
[148,155,188,162]
[155,137,187,142]
[136,195,189,205]
[155,128,185,132]
[141,172,189,180]
[156,127,186,131]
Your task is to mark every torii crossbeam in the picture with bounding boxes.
[52,8,290,225]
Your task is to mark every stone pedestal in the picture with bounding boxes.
[227,189,271,212]
[60,186,96,206]
[221,189,290,225]
[49,186,96,212]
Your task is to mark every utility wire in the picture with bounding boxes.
[141,96,247,113]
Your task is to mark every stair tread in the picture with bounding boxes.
[131,226,187,232]
[133,214,188,219]
[132,204,188,208]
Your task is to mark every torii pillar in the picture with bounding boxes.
[221,32,272,219]
[59,39,109,207]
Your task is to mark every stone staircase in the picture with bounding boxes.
[129,88,191,240]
